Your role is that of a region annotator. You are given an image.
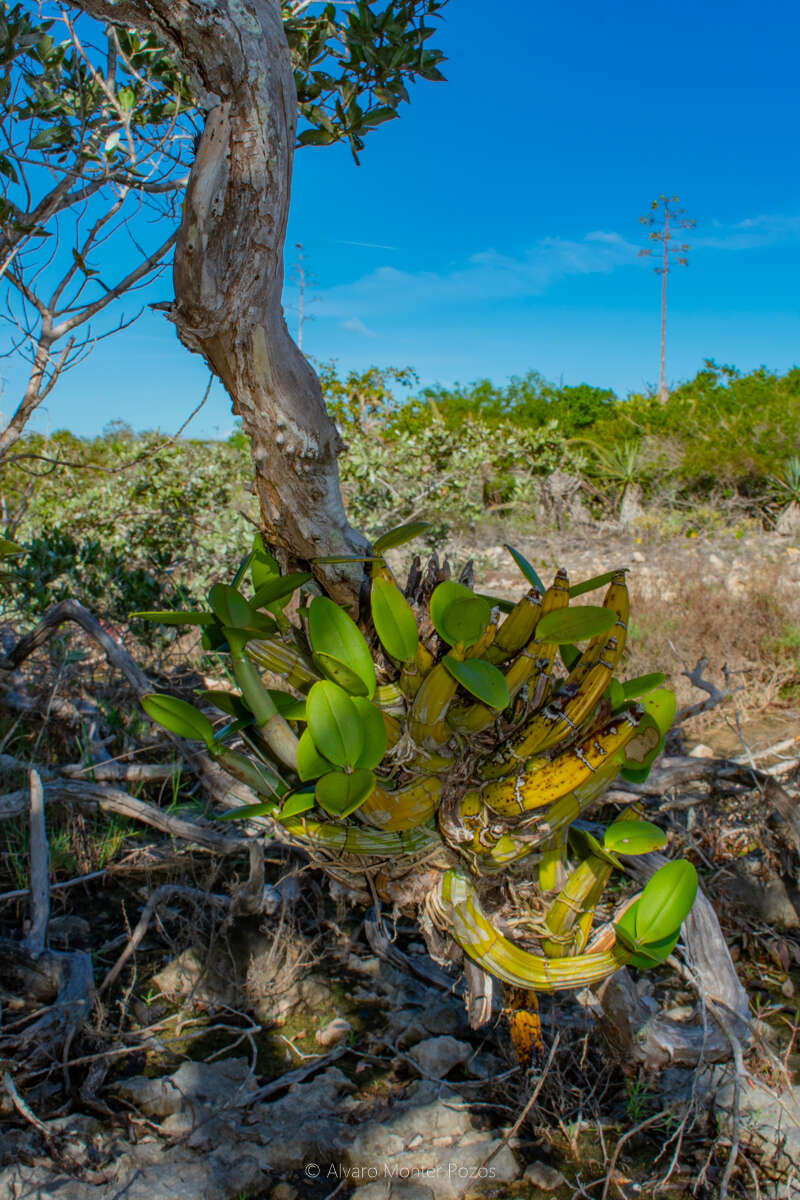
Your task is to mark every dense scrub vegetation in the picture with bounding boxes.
[1,361,798,631]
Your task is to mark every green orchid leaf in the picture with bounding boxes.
[130,610,216,626]
[200,689,253,721]
[569,825,619,868]
[351,697,388,769]
[231,550,254,590]
[371,576,419,661]
[442,655,510,709]
[306,680,365,768]
[315,768,376,817]
[569,569,625,598]
[201,623,228,652]
[612,905,640,954]
[268,690,307,721]
[503,544,545,593]
[615,903,681,967]
[208,583,252,629]
[536,606,616,644]
[278,791,316,819]
[430,580,491,648]
[635,860,698,944]
[212,718,250,742]
[251,572,311,610]
[605,678,627,710]
[622,672,667,699]
[0,537,23,558]
[559,643,582,671]
[312,651,372,697]
[372,520,432,553]
[628,932,682,967]
[308,596,376,698]
[296,727,331,781]
[604,820,667,856]
[141,693,215,748]
[250,535,281,589]
[218,800,279,821]
[641,687,677,736]
[246,611,279,636]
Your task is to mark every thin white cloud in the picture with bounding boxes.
[341,316,377,337]
[305,210,800,327]
[315,231,639,320]
[694,212,800,250]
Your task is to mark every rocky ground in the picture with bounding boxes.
[2,525,800,1200]
[3,838,800,1200]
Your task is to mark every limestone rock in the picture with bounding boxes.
[408,1036,471,1078]
[523,1160,567,1190]
[112,1058,256,1119]
[151,947,235,1006]
[316,1017,354,1047]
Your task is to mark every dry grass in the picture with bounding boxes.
[627,560,800,721]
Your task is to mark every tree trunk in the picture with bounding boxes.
[73,0,369,605]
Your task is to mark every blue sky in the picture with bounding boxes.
[4,0,800,439]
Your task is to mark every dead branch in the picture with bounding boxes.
[0,940,94,1066]
[0,599,152,695]
[673,653,732,724]
[60,761,185,782]
[0,777,247,855]
[21,771,49,957]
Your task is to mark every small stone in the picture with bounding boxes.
[347,954,381,977]
[316,1017,353,1047]
[271,1183,298,1200]
[631,550,646,563]
[408,1036,471,1078]
[689,743,715,758]
[523,1160,566,1190]
[151,947,234,1006]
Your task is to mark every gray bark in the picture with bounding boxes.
[72,0,368,604]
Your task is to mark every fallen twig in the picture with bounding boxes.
[479,1032,561,1173]
[2,1069,52,1138]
